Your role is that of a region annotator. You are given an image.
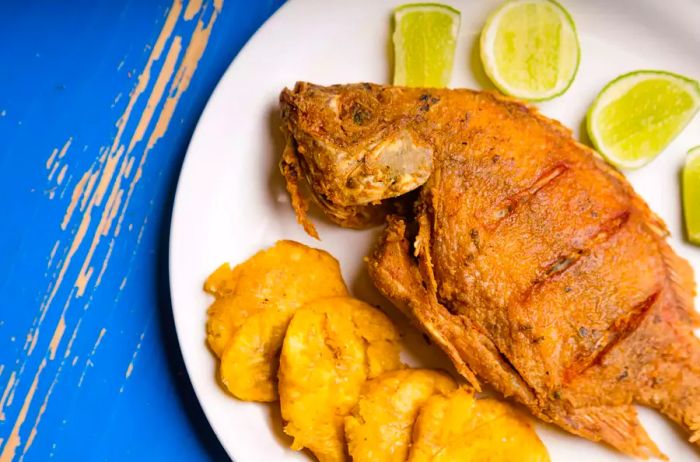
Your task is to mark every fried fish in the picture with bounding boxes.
[279,82,700,458]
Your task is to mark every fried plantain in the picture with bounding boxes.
[203,262,238,297]
[344,369,456,462]
[206,294,260,358]
[278,297,402,462]
[206,240,348,400]
[219,308,290,401]
[408,387,550,462]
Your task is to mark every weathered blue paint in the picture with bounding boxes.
[0,1,284,460]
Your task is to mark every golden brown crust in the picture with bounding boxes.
[282,82,700,458]
[280,82,435,232]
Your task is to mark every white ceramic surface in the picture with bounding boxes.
[169,1,700,460]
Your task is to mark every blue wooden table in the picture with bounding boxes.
[0,1,284,459]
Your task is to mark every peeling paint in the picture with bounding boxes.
[47,163,60,182]
[5,367,20,408]
[47,139,71,180]
[27,329,39,357]
[0,359,46,462]
[48,318,65,361]
[57,139,71,160]
[45,149,58,171]
[184,0,203,20]
[62,319,81,360]
[56,165,68,186]
[94,240,115,288]
[120,330,146,393]
[47,241,60,269]
[61,170,90,230]
[2,0,223,457]
[77,328,106,388]
[116,0,220,237]
[125,363,134,381]
[21,349,71,460]
[30,0,186,350]
[0,372,16,421]
[127,36,183,154]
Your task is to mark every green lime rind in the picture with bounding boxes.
[683,145,700,245]
[393,3,461,88]
[587,70,700,170]
[480,0,580,102]
[394,2,461,16]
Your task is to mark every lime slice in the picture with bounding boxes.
[480,0,580,101]
[393,3,460,88]
[683,146,700,245]
[588,70,700,170]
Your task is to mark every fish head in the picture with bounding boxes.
[279,82,434,208]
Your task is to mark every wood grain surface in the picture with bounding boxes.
[0,0,284,459]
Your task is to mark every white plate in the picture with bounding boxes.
[169,1,700,460]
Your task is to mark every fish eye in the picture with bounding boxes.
[348,101,372,126]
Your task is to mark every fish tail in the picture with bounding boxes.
[649,342,700,447]
[639,239,700,447]
[559,405,664,460]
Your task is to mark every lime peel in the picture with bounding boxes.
[480,0,580,101]
[587,70,700,170]
[683,146,700,245]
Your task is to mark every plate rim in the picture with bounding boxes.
[167,2,295,460]
[167,1,700,461]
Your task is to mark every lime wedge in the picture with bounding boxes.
[683,146,700,245]
[588,70,700,170]
[393,3,460,88]
[480,0,580,101]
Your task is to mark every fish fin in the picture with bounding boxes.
[659,240,700,326]
[368,216,481,389]
[414,199,543,404]
[280,131,319,239]
[691,416,700,444]
[561,405,665,460]
[371,214,541,405]
[626,238,700,447]
[647,341,700,449]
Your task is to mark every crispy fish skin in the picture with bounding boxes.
[281,82,700,458]
[280,82,434,229]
